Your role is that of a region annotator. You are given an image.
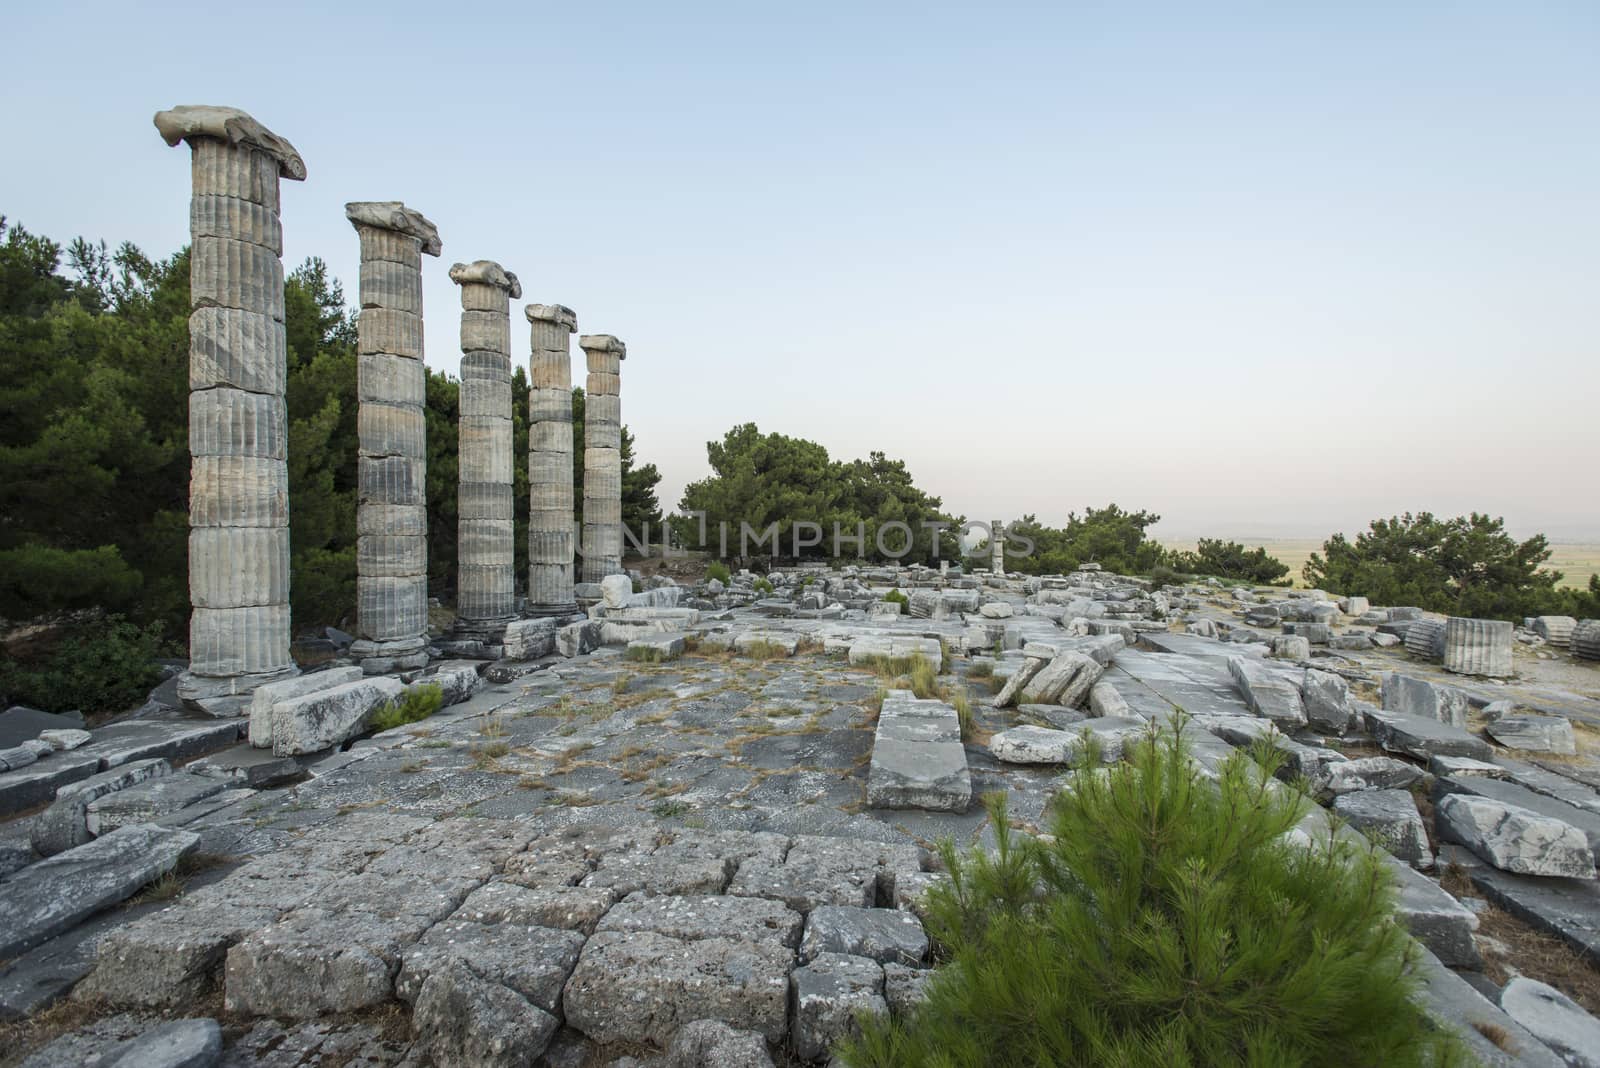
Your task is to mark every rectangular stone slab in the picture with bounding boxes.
[1363,707,1492,760]
[0,823,198,959]
[866,692,971,813]
[1437,774,1600,854]
[1441,844,1600,961]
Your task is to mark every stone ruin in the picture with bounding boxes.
[2,104,1600,1067]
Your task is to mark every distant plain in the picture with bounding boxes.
[1160,538,1600,591]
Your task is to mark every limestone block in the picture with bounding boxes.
[503,619,557,661]
[191,193,281,254]
[1404,618,1448,660]
[529,481,575,512]
[190,455,288,527]
[358,456,425,506]
[1228,656,1307,727]
[789,953,886,1061]
[529,387,571,422]
[191,236,285,319]
[1332,789,1431,869]
[189,528,290,607]
[411,961,559,1068]
[459,480,514,521]
[157,104,305,180]
[600,574,633,609]
[356,577,428,641]
[529,421,572,452]
[347,201,441,257]
[1443,617,1514,677]
[562,930,791,1045]
[357,307,423,358]
[583,447,622,479]
[270,676,404,756]
[458,382,511,420]
[248,666,364,748]
[459,520,514,561]
[1498,977,1600,1067]
[1531,616,1577,647]
[1486,714,1578,755]
[357,401,425,458]
[1437,793,1595,878]
[1381,672,1470,729]
[529,564,576,608]
[357,503,426,538]
[867,692,970,812]
[1575,619,1600,661]
[358,351,425,404]
[1301,668,1352,734]
[30,758,172,855]
[799,906,928,965]
[356,534,427,578]
[189,388,285,459]
[459,309,510,354]
[586,393,620,426]
[1319,756,1424,795]
[460,349,512,383]
[188,306,286,395]
[456,565,516,621]
[529,358,572,390]
[187,135,285,205]
[584,497,623,526]
[190,604,292,677]
[663,1019,776,1068]
[457,425,513,482]
[1019,651,1102,707]
[528,527,576,563]
[1363,706,1491,760]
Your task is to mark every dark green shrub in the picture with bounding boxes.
[0,614,164,716]
[1148,563,1186,589]
[753,577,774,595]
[706,562,732,585]
[369,682,443,732]
[882,589,910,608]
[839,725,1462,1067]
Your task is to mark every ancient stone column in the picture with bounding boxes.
[579,334,626,583]
[527,304,579,615]
[1442,617,1514,678]
[155,105,304,710]
[347,202,441,674]
[448,261,521,646]
[990,520,1005,575]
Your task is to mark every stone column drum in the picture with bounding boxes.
[155,105,305,709]
[449,261,521,644]
[1443,617,1514,678]
[347,202,441,673]
[579,334,626,583]
[527,305,579,615]
[990,520,1005,575]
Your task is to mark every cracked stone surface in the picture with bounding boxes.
[7,570,1600,1064]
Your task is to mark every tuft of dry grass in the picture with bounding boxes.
[1472,1021,1516,1053]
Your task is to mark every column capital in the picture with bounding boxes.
[578,334,626,358]
[154,105,306,180]
[526,304,577,331]
[449,260,521,297]
[345,201,442,256]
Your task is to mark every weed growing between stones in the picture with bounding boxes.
[838,725,1468,1067]
[369,683,444,732]
[949,690,974,742]
[740,639,790,660]
[706,562,732,585]
[625,644,669,663]
[882,589,910,609]
[753,577,775,595]
[967,660,993,679]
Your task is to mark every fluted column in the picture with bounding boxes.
[448,261,520,643]
[155,105,304,710]
[1443,617,1514,678]
[579,334,626,582]
[347,201,441,674]
[990,520,1005,575]
[527,304,579,615]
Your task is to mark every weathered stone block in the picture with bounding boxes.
[270,677,404,757]
[1437,793,1595,878]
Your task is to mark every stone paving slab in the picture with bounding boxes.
[866,690,970,812]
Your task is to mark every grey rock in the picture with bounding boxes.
[663,1019,775,1068]
[600,574,633,609]
[1270,634,1310,660]
[502,618,557,661]
[866,691,970,812]
[395,919,584,1012]
[1413,948,1566,1067]
[1319,756,1424,796]
[38,729,92,751]
[1227,655,1307,728]
[562,930,792,1045]
[881,962,931,1018]
[1531,616,1577,647]
[1404,618,1448,660]
[596,894,802,947]
[0,705,85,749]
[0,823,197,960]
[31,758,172,856]
[1437,793,1596,878]
[1442,843,1600,962]
[557,620,603,658]
[107,1018,222,1068]
[0,744,39,771]
[1443,617,1514,678]
[1487,715,1578,756]
[990,655,1044,708]
[1333,789,1430,869]
[84,774,229,836]
[789,952,886,1062]
[270,676,403,756]
[247,667,363,749]
[1383,854,1482,968]
[800,906,927,965]
[413,961,559,1068]
[1301,669,1351,733]
[1364,707,1491,760]
[76,901,279,1009]
[225,907,434,1017]
[1019,651,1102,707]
[1499,977,1600,1068]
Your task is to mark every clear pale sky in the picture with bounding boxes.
[6,1,1597,541]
